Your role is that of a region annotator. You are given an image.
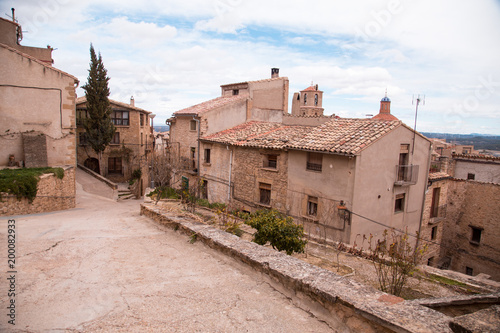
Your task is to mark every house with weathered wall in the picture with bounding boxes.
[76,96,153,195]
[168,69,289,189]
[200,98,431,246]
[0,15,78,214]
[0,43,78,168]
[449,154,500,184]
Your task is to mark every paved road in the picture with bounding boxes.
[0,170,333,332]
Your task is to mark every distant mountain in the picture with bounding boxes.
[154,125,170,132]
[422,132,500,151]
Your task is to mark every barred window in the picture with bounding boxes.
[307,152,322,171]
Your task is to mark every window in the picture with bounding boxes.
[204,148,211,164]
[232,89,239,96]
[111,110,129,126]
[263,154,277,169]
[182,176,189,191]
[108,157,122,174]
[467,173,475,180]
[76,108,87,126]
[304,93,307,105]
[470,226,482,244]
[314,94,318,106]
[307,152,322,171]
[79,132,88,146]
[141,133,143,146]
[111,132,120,145]
[201,180,208,199]
[140,114,144,126]
[397,144,410,181]
[191,147,196,170]
[307,196,318,217]
[259,183,271,206]
[430,187,440,218]
[190,120,197,131]
[431,226,437,240]
[466,267,473,276]
[394,193,405,212]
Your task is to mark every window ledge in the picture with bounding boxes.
[302,215,319,223]
[306,168,322,173]
[469,241,480,246]
[256,203,271,209]
[260,167,278,172]
[203,163,211,166]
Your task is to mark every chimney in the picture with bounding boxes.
[271,68,279,79]
[130,96,135,107]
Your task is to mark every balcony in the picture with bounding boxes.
[429,204,447,224]
[394,164,419,186]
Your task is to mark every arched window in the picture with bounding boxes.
[304,93,307,105]
[314,94,318,106]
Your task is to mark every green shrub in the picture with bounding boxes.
[0,167,64,203]
[131,168,142,180]
[246,209,307,255]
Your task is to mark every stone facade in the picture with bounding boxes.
[76,97,153,196]
[451,154,500,184]
[439,180,500,281]
[0,166,76,216]
[420,175,450,267]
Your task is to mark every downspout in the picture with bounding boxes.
[193,116,200,176]
[227,145,233,201]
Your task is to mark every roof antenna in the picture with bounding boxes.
[411,94,425,156]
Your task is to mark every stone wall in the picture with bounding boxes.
[140,203,454,333]
[232,147,288,212]
[420,177,450,266]
[0,166,75,216]
[440,180,500,281]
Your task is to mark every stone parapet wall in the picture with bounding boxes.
[141,203,453,333]
[0,166,75,216]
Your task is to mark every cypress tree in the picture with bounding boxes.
[81,44,115,174]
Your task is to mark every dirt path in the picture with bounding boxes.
[0,176,334,332]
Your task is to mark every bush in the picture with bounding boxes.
[132,168,142,180]
[246,209,307,255]
[0,167,64,203]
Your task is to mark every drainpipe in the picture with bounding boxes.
[193,116,200,176]
[227,146,233,201]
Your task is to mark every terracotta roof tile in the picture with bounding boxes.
[202,121,311,149]
[76,96,151,113]
[203,118,402,155]
[174,95,247,116]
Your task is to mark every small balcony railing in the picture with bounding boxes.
[395,164,419,186]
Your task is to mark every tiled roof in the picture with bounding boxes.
[302,85,318,92]
[76,96,151,114]
[428,172,451,181]
[372,112,398,121]
[288,118,401,155]
[220,76,287,87]
[203,118,402,155]
[202,121,311,149]
[1,42,78,82]
[174,95,247,115]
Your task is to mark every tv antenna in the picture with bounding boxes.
[411,94,425,155]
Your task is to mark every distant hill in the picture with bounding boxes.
[422,132,500,151]
[154,126,170,132]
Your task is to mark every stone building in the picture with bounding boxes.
[420,152,500,281]
[167,69,290,189]
[0,14,78,214]
[0,44,78,168]
[76,96,153,195]
[202,117,431,246]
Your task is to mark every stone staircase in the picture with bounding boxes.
[117,183,135,201]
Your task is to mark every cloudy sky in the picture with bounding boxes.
[4,0,500,134]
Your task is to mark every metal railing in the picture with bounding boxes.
[395,164,419,185]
